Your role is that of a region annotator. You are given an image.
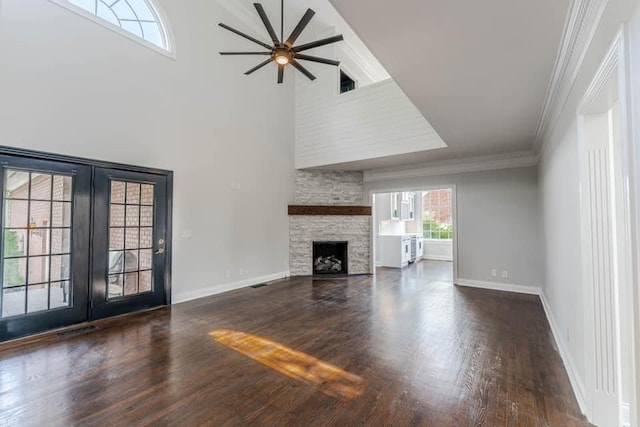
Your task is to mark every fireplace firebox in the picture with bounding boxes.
[312,241,348,275]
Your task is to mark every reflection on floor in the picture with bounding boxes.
[378,259,454,283]
[211,329,364,399]
[0,260,590,426]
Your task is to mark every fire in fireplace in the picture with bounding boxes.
[313,241,348,275]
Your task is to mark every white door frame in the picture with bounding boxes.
[577,26,638,427]
[622,22,640,427]
[368,184,458,283]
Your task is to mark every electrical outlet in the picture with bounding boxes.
[502,270,509,279]
[180,229,193,238]
[491,269,497,277]
[239,268,244,276]
[225,270,231,279]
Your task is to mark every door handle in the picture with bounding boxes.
[155,238,165,254]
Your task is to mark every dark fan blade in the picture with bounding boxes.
[290,59,316,81]
[295,54,340,66]
[245,59,273,75]
[293,34,344,52]
[219,23,273,50]
[220,52,272,55]
[277,64,285,84]
[254,3,280,45]
[285,9,315,47]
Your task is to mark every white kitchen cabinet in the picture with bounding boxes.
[398,192,415,221]
[376,192,415,222]
[375,193,400,221]
[378,235,413,268]
[400,202,409,221]
[390,192,401,220]
[405,192,416,220]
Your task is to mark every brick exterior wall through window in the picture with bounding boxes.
[6,174,71,286]
[108,181,154,297]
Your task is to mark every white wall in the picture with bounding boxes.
[539,121,586,382]
[378,220,405,235]
[538,0,640,416]
[365,167,542,287]
[422,240,453,262]
[0,0,295,303]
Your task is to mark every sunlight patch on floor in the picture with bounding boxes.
[210,329,364,399]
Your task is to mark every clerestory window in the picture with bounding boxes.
[53,0,170,53]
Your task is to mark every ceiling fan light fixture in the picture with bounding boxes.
[219,1,344,84]
[274,51,291,65]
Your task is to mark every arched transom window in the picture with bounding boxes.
[62,0,169,51]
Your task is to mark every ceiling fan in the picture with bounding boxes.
[219,0,344,84]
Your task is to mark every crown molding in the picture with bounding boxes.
[534,0,610,153]
[363,152,539,183]
[577,29,622,114]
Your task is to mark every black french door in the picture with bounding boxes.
[91,168,168,320]
[0,151,171,342]
[0,156,91,340]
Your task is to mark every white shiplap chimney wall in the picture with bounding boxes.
[294,45,447,169]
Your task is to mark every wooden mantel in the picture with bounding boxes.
[288,205,372,216]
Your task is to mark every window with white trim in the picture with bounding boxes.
[61,0,169,51]
[423,189,453,240]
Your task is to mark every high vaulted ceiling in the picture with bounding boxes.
[328,0,571,168]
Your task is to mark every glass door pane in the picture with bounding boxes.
[1,170,73,318]
[107,181,155,298]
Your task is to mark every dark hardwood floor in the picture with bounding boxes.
[0,261,589,426]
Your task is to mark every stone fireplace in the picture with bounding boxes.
[289,171,371,276]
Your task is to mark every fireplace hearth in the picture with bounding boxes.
[313,241,348,275]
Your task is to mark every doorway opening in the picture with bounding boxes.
[372,187,457,283]
[576,30,636,427]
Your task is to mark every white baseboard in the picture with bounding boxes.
[456,278,541,295]
[172,271,290,304]
[422,255,454,262]
[539,292,588,417]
